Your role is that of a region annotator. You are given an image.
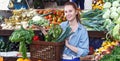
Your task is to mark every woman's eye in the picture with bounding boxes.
[69,10,72,12]
[64,10,73,13]
[64,11,67,13]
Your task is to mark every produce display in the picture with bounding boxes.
[81,9,105,31]
[82,0,120,39]
[37,9,66,25]
[102,0,120,41]
[94,40,119,60]
[81,0,120,60]
[1,0,120,60]
[0,9,66,30]
[0,39,16,52]
[0,9,37,29]
[9,26,34,59]
[28,15,49,28]
[100,46,120,61]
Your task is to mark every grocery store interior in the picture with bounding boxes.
[0,0,120,61]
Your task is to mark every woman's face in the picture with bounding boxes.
[64,5,77,21]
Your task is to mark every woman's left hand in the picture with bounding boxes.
[65,39,70,48]
[65,38,78,53]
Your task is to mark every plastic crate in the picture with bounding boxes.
[30,41,65,61]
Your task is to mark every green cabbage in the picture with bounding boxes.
[110,12,119,20]
[112,1,120,7]
[103,2,112,9]
[117,7,120,14]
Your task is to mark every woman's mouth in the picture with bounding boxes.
[66,15,71,19]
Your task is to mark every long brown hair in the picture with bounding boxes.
[64,2,81,23]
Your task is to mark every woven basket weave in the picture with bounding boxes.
[30,41,64,61]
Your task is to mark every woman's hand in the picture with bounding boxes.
[65,38,70,48]
[65,39,78,53]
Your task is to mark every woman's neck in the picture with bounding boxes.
[69,19,78,32]
[69,19,78,27]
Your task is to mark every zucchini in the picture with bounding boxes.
[57,26,74,42]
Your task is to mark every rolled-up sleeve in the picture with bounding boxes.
[77,29,89,57]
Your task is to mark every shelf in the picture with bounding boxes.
[0,29,40,36]
[88,31,106,38]
[0,29,106,38]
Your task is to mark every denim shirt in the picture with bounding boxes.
[60,21,89,57]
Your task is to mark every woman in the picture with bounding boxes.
[60,2,89,61]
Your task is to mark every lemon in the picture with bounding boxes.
[17,58,24,61]
[24,58,31,61]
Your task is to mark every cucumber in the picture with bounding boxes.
[0,41,5,49]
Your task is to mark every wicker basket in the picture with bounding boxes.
[30,41,65,61]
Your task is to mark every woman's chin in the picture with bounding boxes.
[66,18,72,21]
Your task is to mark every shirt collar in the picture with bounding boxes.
[66,21,82,30]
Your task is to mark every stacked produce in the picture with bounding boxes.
[92,0,120,60]
[37,9,66,25]
[0,9,37,29]
[28,15,49,30]
[82,0,120,39]
[99,45,120,61]
[0,9,67,30]
[9,26,34,60]
[81,9,105,31]
[94,40,119,60]
[102,0,120,41]
[92,0,118,10]
[0,39,16,52]
[94,41,120,61]
[82,0,120,60]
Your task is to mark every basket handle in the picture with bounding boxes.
[35,25,47,35]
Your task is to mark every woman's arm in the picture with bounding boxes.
[65,39,79,53]
[66,29,89,57]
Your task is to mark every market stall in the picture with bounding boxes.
[0,9,106,61]
[1,0,120,61]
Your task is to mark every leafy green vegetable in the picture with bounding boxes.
[81,9,105,31]
[45,24,63,42]
[9,26,34,58]
[100,46,120,61]
[56,26,74,42]
[28,15,49,27]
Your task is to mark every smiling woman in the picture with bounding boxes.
[61,2,89,61]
